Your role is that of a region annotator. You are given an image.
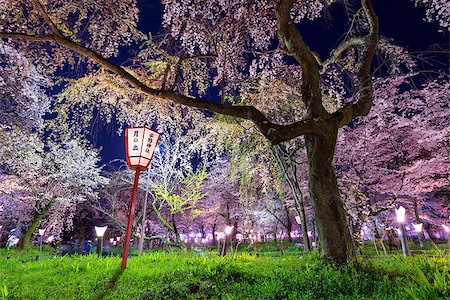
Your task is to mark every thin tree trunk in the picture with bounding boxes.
[305,129,355,264]
[19,197,56,250]
[293,195,311,251]
[283,203,293,242]
[212,223,217,245]
[413,201,425,249]
[151,202,184,247]
[272,146,311,250]
[171,213,180,243]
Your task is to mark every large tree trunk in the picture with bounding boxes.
[305,129,355,264]
[19,198,56,250]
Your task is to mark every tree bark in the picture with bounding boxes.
[171,213,180,243]
[283,202,293,242]
[19,197,56,250]
[305,129,355,264]
[212,223,216,245]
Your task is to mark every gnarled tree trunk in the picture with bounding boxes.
[305,129,355,264]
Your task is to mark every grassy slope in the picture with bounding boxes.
[0,248,449,299]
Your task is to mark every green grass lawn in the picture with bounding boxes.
[1,247,449,299]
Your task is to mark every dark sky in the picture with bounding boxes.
[95,0,448,165]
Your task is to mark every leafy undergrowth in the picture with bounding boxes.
[1,249,449,299]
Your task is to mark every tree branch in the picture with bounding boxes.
[0,32,323,144]
[275,0,326,118]
[332,0,379,127]
[321,37,366,71]
[31,0,64,37]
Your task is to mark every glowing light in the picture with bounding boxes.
[95,226,108,237]
[38,229,45,236]
[413,223,423,233]
[125,127,161,170]
[225,225,233,235]
[395,206,406,223]
[442,224,450,233]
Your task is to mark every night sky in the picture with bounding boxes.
[94,0,448,165]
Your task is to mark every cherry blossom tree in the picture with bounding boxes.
[336,74,450,248]
[0,45,50,130]
[1,0,447,263]
[0,131,109,248]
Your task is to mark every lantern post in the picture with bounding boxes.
[395,206,410,257]
[122,127,160,269]
[413,223,424,249]
[95,226,107,256]
[442,224,450,246]
[38,229,45,252]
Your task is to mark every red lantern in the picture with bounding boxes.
[122,126,160,269]
[125,127,160,170]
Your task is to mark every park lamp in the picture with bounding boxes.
[225,225,233,236]
[38,229,45,252]
[122,127,161,269]
[413,223,423,233]
[395,206,410,257]
[442,224,450,233]
[95,226,108,237]
[443,225,450,246]
[46,235,54,243]
[95,226,107,256]
[395,206,406,223]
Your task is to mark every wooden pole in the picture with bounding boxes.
[121,168,141,269]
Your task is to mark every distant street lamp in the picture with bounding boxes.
[95,226,107,256]
[122,127,160,269]
[413,223,424,249]
[46,235,54,245]
[413,223,423,232]
[442,224,450,245]
[216,232,224,255]
[395,206,410,257]
[222,225,233,256]
[38,229,45,252]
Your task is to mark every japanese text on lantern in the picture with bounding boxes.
[125,127,160,170]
